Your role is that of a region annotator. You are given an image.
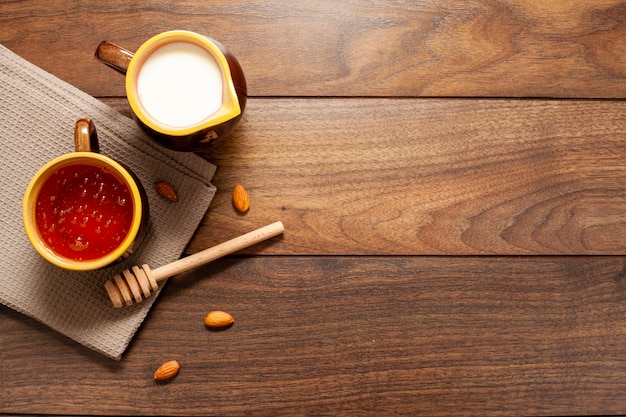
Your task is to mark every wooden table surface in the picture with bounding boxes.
[2,1,626,415]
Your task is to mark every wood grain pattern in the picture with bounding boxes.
[1,0,625,98]
[2,256,626,416]
[144,97,626,256]
[3,1,626,416]
[103,97,626,256]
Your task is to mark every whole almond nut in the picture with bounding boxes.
[232,184,250,213]
[204,310,235,328]
[155,180,178,202]
[154,360,180,381]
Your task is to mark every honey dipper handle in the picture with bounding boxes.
[151,221,285,282]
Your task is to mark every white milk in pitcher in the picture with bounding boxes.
[137,42,223,128]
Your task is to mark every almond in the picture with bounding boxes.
[232,184,250,213]
[155,180,178,202]
[153,360,180,381]
[204,310,235,328]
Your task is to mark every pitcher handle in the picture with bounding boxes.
[94,41,134,75]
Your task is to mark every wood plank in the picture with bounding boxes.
[2,256,626,416]
[100,97,626,256]
[1,0,625,98]
[103,97,626,256]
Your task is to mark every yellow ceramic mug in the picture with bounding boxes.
[95,30,247,152]
[23,119,149,271]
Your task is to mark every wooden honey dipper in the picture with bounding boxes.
[104,221,285,308]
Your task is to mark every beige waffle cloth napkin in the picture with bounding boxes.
[0,44,217,360]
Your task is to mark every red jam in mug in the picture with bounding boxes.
[35,163,134,261]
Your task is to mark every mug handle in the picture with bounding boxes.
[94,41,134,75]
[74,118,100,153]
